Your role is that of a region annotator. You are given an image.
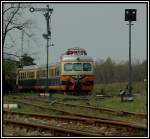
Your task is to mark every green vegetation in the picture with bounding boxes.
[93,81,147,113]
[94,81,147,96]
[94,57,147,84]
[20,53,36,67]
[3,82,147,114]
[90,95,146,113]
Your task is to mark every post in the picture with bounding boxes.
[128,20,132,97]
[125,9,136,101]
[43,5,53,99]
[21,29,24,68]
[29,5,53,99]
[46,30,49,96]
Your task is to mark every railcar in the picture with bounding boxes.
[17,47,95,95]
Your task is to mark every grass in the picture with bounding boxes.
[3,82,147,114]
[92,81,147,113]
[94,81,147,96]
[90,95,147,113]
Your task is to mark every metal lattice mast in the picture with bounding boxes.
[29,5,53,97]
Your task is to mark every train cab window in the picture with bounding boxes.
[83,63,92,71]
[64,63,73,71]
[73,63,82,71]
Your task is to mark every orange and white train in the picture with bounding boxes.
[17,47,95,95]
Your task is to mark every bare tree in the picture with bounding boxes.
[2,2,36,93]
[2,2,40,61]
[3,3,31,48]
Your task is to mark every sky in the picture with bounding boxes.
[4,2,147,65]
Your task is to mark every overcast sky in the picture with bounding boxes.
[4,2,147,65]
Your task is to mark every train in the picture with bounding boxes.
[17,47,95,95]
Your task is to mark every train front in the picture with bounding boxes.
[60,47,95,95]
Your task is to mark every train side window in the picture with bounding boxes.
[83,63,92,71]
[56,69,59,76]
[21,73,23,79]
[24,72,26,79]
[55,69,56,76]
[51,69,55,77]
[29,72,32,78]
[20,72,23,79]
[37,70,39,78]
[49,69,51,77]
[28,72,30,78]
[51,69,54,77]
[43,70,46,77]
[21,72,23,79]
[22,72,24,79]
[19,73,20,79]
[53,68,56,76]
[31,71,34,78]
[56,67,60,76]
[39,70,42,77]
[27,72,29,79]
[19,73,21,79]
[64,63,72,71]
[26,71,34,78]
[39,70,46,77]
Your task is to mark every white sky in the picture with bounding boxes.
[4,2,147,65]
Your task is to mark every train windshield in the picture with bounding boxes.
[64,63,73,71]
[83,63,92,71]
[64,63,92,71]
[73,63,82,71]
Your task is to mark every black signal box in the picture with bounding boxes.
[125,9,136,21]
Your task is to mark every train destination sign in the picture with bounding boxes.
[66,47,87,55]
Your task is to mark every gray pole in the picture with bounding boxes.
[21,30,24,68]
[44,5,53,99]
[29,6,53,98]
[124,9,136,101]
[128,20,132,97]
[46,31,49,95]
[44,5,50,95]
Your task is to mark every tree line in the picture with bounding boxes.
[4,56,147,84]
[3,53,36,93]
[94,57,147,84]
[3,53,36,80]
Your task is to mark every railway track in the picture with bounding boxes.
[3,120,101,136]
[3,111,147,136]
[12,98,147,125]
[53,102,147,118]
[18,95,147,119]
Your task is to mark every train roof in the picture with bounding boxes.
[21,65,38,70]
[60,55,93,62]
[19,64,59,70]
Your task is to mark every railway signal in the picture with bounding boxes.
[29,5,53,100]
[125,9,137,101]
